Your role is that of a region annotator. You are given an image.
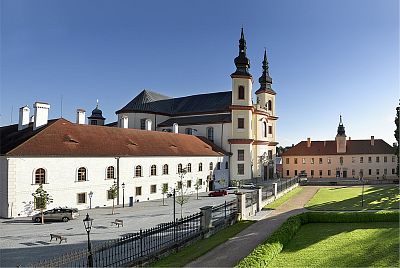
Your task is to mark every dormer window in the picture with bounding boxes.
[238,86,245,100]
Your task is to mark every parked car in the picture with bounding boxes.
[241,183,256,189]
[226,186,239,194]
[32,207,79,223]
[208,189,228,197]
[298,170,308,182]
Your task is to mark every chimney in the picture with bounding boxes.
[18,106,30,131]
[76,109,86,124]
[145,119,152,131]
[120,115,128,128]
[371,136,374,146]
[307,138,311,147]
[173,123,179,133]
[33,102,50,130]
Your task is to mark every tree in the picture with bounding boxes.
[218,178,226,188]
[194,178,202,200]
[395,102,399,176]
[109,181,118,215]
[160,184,168,206]
[32,184,53,224]
[176,169,189,219]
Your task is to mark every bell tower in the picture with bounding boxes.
[255,49,276,115]
[336,115,347,153]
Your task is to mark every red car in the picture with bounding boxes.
[208,189,228,197]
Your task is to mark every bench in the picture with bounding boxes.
[50,234,67,244]
[111,219,124,227]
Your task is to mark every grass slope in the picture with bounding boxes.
[268,222,399,267]
[264,187,303,209]
[305,186,399,211]
[148,220,254,267]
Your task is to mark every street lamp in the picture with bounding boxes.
[122,182,125,208]
[83,213,94,267]
[88,191,93,209]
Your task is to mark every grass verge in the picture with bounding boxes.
[148,220,255,267]
[264,187,303,209]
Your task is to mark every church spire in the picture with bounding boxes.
[231,28,251,78]
[337,115,346,136]
[255,49,275,95]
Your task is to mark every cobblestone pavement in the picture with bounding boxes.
[186,186,320,267]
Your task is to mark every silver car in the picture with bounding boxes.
[32,208,79,223]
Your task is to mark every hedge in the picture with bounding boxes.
[235,211,399,268]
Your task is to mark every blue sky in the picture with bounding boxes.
[1,0,399,146]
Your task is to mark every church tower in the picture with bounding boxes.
[255,49,276,114]
[336,115,347,153]
[229,28,254,181]
[88,100,106,126]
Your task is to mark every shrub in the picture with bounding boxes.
[307,211,399,223]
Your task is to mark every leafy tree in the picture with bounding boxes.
[160,184,168,206]
[32,184,53,224]
[218,178,226,188]
[176,170,189,219]
[194,179,202,200]
[109,182,118,215]
[395,102,399,176]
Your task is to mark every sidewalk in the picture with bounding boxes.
[186,186,320,267]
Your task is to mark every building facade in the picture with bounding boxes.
[282,117,398,179]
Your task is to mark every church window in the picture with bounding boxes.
[106,166,115,179]
[150,165,157,176]
[35,168,46,184]
[140,119,146,130]
[187,163,192,172]
[238,86,245,100]
[268,100,272,112]
[163,164,169,175]
[237,164,244,175]
[268,126,273,135]
[225,162,229,169]
[207,127,214,142]
[216,162,221,170]
[238,150,244,161]
[198,163,203,171]
[263,122,267,137]
[77,167,87,181]
[178,163,183,173]
[135,165,142,177]
[238,118,244,129]
[209,162,213,171]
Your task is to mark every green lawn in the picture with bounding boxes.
[268,222,400,267]
[305,186,399,211]
[148,220,254,267]
[264,187,303,209]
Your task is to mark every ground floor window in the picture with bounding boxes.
[77,193,86,204]
[150,185,156,194]
[319,170,322,176]
[369,169,372,175]
[328,170,331,176]
[392,169,396,174]
[294,170,298,176]
[310,170,314,177]
[187,180,192,188]
[136,187,142,196]
[376,169,380,175]
[352,169,355,176]
[384,169,387,175]
[286,170,290,176]
[237,164,244,175]
[199,179,203,186]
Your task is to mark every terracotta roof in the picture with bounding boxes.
[3,118,228,157]
[282,140,395,156]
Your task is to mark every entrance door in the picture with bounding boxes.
[343,170,347,178]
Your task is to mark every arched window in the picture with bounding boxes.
[178,163,183,173]
[263,122,267,137]
[207,127,214,142]
[198,163,203,172]
[209,162,213,171]
[187,163,192,172]
[77,167,87,181]
[106,166,115,179]
[35,168,46,184]
[268,100,272,112]
[163,164,169,175]
[151,165,157,176]
[225,162,229,169]
[238,86,245,100]
[135,165,142,177]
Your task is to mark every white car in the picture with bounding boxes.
[226,187,239,194]
[241,183,256,189]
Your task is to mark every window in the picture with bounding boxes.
[187,180,192,188]
[328,170,331,176]
[106,166,114,179]
[135,165,142,177]
[77,193,86,204]
[77,167,87,181]
[135,187,142,196]
[178,164,183,173]
[268,126,273,135]
[359,169,363,177]
[392,169,396,174]
[294,158,298,164]
[368,169,372,175]
[302,158,306,164]
[238,86,245,100]
[209,162,213,170]
[177,181,182,189]
[187,163,192,172]
[352,169,355,176]
[225,162,229,169]
[384,169,387,175]
[286,170,290,176]
[107,190,114,200]
[90,120,97,125]
[384,156,387,162]
[198,163,203,171]
[140,119,146,130]
[268,100,272,112]
[237,164,244,175]
[238,150,245,161]
[376,157,380,163]
[263,122,267,137]
[150,185,157,194]
[319,158,323,164]
[376,169,380,175]
[163,164,169,175]
[150,165,157,176]
[351,157,355,163]
[360,157,364,163]
[392,156,396,162]
[238,118,244,129]
[311,170,314,177]
[286,158,289,164]
[327,158,331,164]
[294,170,298,176]
[216,162,221,170]
[185,128,193,135]
[340,157,343,165]
[368,157,372,163]
[319,170,322,176]
[35,168,46,184]
[199,179,203,185]
[207,127,214,142]
[311,158,314,164]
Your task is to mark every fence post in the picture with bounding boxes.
[199,206,213,231]
[235,192,246,220]
[272,183,278,197]
[139,229,143,257]
[256,186,262,212]
[224,200,227,219]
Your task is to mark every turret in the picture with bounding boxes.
[255,49,276,113]
[336,115,347,153]
[88,100,106,126]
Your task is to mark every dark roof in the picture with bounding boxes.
[105,121,118,127]
[2,118,227,157]
[158,114,231,127]
[282,140,395,156]
[116,90,232,116]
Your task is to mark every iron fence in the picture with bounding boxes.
[211,200,237,224]
[245,191,258,208]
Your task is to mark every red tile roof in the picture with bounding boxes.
[282,139,395,156]
[4,118,227,157]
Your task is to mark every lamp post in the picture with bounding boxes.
[83,213,94,267]
[88,191,93,209]
[122,182,125,208]
[115,157,120,205]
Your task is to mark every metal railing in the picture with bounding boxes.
[262,177,298,201]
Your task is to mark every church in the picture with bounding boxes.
[0,29,279,218]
